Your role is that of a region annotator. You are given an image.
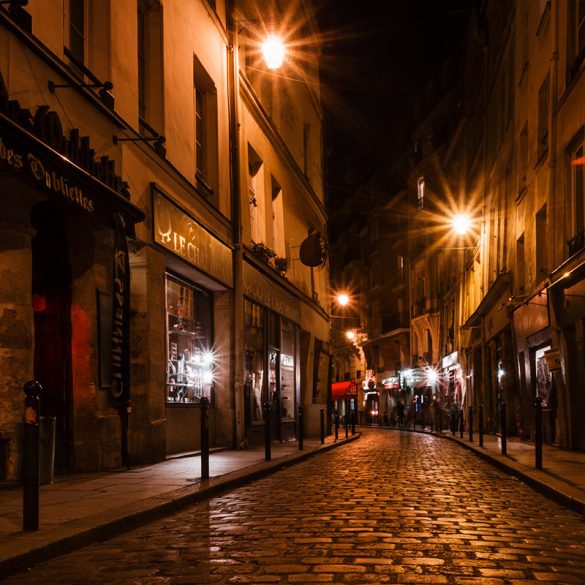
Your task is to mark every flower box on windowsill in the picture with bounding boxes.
[274,256,288,275]
[251,242,277,264]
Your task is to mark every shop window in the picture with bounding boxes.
[280,318,296,420]
[165,274,213,404]
[138,0,164,137]
[194,56,218,202]
[244,300,265,423]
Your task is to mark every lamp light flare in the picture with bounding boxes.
[345,330,356,341]
[452,213,472,235]
[336,293,350,306]
[262,35,285,69]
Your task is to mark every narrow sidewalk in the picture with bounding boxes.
[408,424,585,517]
[0,433,359,578]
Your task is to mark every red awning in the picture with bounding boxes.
[332,381,358,399]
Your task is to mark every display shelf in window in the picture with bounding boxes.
[165,274,214,404]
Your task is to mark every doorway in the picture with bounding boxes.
[31,202,73,471]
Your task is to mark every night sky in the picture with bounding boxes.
[316,1,475,209]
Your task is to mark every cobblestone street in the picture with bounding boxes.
[3,428,585,584]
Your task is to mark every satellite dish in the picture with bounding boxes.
[300,232,327,267]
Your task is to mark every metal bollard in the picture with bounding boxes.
[351,409,355,435]
[459,410,464,438]
[468,406,474,442]
[320,408,325,444]
[298,406,304,450]
[500,401,507,456]
[344,412,349,439]
[23,380,42,531]
[334,411,339,441]
[534,397,543,469]
[263,402,271,460]
[200,397,210,479]
[479,404,484,447]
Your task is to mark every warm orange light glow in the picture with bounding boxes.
[262,35,285,69]
[452,213,472,235]
[336,293,350,307]
[345,330,356,341]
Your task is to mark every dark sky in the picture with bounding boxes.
[315,1,475,206]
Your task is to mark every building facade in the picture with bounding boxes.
[415,0,585,451]
[0,0,329,483]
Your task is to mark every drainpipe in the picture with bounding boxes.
[227,1,246,449]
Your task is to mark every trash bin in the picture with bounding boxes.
[39,416,56,485]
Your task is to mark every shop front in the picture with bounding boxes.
[331,380,357,423]
[243,261,301,444]
[548,268,585,450]
[0,71,144,480]
[152,187,233,455]
[512,289,553,443]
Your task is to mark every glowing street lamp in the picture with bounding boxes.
[345,330,356,341]
[451,213,472,236]
[336,293,350,307]
[262,34,285,69]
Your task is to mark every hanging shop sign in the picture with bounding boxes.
[441,351,458,370]
[0,69,143,227]
[382,376,399,390]
[111,213,131,406]
[153,188,233,288]
[243,262,300,323]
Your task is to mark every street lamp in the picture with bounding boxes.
[336,292,350,307]
[261,34,285,69]
[451,213,472,236]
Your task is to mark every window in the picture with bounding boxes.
[248,145,265,244]
[244,300,265,424]
[194,57,218,198]
[65,0,110,98]
[68,0,85,70]
[397,255,405,284]
[536,205,547,280]
[244,302,297,425]
[303,124,310,176]
[271,178,285,258]
[568,130,585,251]
[417,176,425,208]
[138,1,164,136]
[165,274,213,404]
[280,319,296,420]
[516,234,525,294]
[518,122,528,191]
[537,74,550,161]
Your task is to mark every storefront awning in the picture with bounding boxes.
[332,381,358,399]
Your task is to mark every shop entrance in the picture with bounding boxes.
[31,202,73,471]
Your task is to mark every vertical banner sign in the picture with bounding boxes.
[111,213,130,407]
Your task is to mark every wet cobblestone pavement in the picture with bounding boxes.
[3,428,585,584]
